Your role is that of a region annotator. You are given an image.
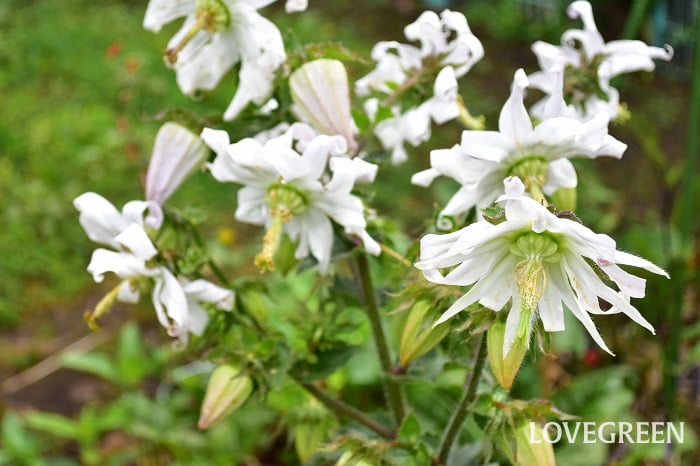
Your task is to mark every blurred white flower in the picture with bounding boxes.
[203,125,380,273]
[74,192,233,341]
[356,9,483,95]
[529,0,672,121]
[412,69,625,221]
[367,66,460,164]
[145,122,208,229]
[355,10,481,165]
[143,0,307,121]
[415,177,668,355]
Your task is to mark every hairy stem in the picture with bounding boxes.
[296,378,395,439]
[354,252,406,426]
[436,332,488,464]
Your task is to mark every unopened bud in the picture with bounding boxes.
[514,423,556,466]
[337,452,375,466]
[399,301,450,367]
[290,59,357,152]
[198,364,253,429]
[550,187,577,212]
[294,420,326,464]
[487,321,527,390]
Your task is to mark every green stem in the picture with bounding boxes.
[296,378,395,439]
[680,4,700,240]
[436,332,487,465]
[354,252,406,426]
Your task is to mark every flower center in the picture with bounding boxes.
[164,0,231,64]
[254,183,309,272]
[563,55,608,112]
[510,233,561,326]
[265,183,309,219]
[508,156,548,189]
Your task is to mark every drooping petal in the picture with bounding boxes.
[143,0,196,32]
[115,224,159,262]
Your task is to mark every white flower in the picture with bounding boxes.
[203,124,381,273]
[356,9,483,96]
[145,122,209,229]
[412,69,625,222]
[143,0,307,121]
[74,192,233,341]
[289,59,358,152]
[368,66,460,164]
[415,177,668,355]
[529,0,673,121]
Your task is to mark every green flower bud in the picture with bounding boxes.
[399,301,450,367]
[337,452,375,466]
[514,423,556,466]
[487,321,527,390]
[294,421,326,464]
[198,364,253,430]
[550,187,577,212]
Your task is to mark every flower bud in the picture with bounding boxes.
[399,301,450,367]
[198,364,253,430]
[513,423,556,466]
[550,187,577,212]
[289,59,357,152]
[487,321,527,390]
[145,122,208,228]
[337,452,375,466]
[294,420,326,464]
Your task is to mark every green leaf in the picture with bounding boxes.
[397,413,421,444]
[116,323,149,386]
[295,345,357,381]
[375,105,395,124]
[24,412,78,439]
[352,108,371,132]
[1,413,42,463]
[60,351,120,384]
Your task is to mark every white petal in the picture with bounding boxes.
[115,224,158,261]
[74,192,127,248]
[498,69,532,142]
[302,208,334,273]
[143,0,195,32]
[182,279,234,311]
[613,250,669,278]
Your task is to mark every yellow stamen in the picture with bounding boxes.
[83,282,126,330]
[254,214,287,272]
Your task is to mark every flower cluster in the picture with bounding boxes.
[204,123,380,273]
[416,177,667,355]
[75,192,233,342]
[412,68,624,225]
[356,10,484,163]
[528,0,673,121]
[143,0,307,121]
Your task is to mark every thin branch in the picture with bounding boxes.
[296,378,395,439]
[353,252,406,426]
[436,332,488,464]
